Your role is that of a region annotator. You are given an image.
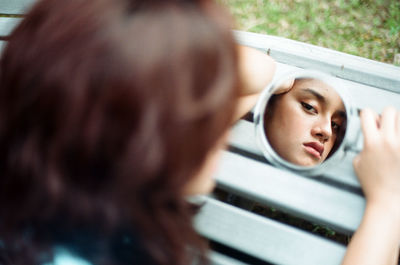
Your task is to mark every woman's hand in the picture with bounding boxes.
[342,107,400,265]
[353,107,400,210]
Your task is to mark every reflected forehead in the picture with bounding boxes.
[293,78,333,95]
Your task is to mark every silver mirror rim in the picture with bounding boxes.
[253,69,358,176]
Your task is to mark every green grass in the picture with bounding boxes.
[0,14,23,17]
[2,1,398,63]
[218,0,400,64]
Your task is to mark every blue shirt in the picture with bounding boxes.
[43,249,92,265]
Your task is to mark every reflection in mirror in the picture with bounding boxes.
[263,78,347,166]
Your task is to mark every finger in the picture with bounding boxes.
[273,78,294,95]
[396,110,400,135]
[376,113,381,129]
[381,107,397,141]
[380,106,397,137]
[360,108,379,146]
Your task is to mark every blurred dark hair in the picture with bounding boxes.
[0,0,240,264]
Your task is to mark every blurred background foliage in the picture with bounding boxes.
[218,0,400,64]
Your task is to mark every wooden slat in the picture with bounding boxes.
[0,0,35,15]
[234,30,400,94]
[0,40,5,52]
[214,151,365,234]
[0,17,22,37]
[208,251,249,265]
[194,196,346,265]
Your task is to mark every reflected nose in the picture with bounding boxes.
[312,118,332,143]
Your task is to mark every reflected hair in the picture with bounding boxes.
[0,0,240,264]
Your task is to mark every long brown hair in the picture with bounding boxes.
[0,0,240,264]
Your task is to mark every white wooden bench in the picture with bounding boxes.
[194,31,400,265]
[0,0,27,47]
[2,1,400,265]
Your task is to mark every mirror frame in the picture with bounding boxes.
[253,70,360,176]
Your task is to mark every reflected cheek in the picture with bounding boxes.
[323,137,337,158]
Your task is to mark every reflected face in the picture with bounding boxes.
[264,79,346,166]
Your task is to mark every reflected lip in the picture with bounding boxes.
[303,142,324,159]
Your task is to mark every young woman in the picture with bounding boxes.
[0,0,398,264]
[264,78,346,166]
[0,0,273,264]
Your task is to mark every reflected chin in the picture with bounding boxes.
[276,148,324,167]
[297,160,319,167]
[286,155,321,167]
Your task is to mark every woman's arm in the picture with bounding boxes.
[233,45,276,121]
[342,107,400,265]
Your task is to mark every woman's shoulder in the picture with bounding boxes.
[42,228,156,265]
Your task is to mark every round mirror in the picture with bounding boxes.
[254,70,360,175]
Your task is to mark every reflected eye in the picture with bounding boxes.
[301,102,317,114]
[331,121,341,133]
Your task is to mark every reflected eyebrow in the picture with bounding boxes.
[301,88,326,103]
